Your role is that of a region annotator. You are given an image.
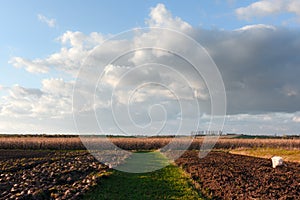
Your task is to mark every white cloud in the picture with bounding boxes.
[9,57,49,74]
[41,78,73,97]
[0,115,76,134]
[235,24,276,31]
[1,85,42,117]
[281,85,298,97]
[292,116,300,123]
[59,31,104,48]
[224,112,300,134]
[287,1,300,15]
[147,3,192,31]
[9,85,42,99]
[9,31,106,75]
[236,0,300,20]
[0,79,73,119]
[3,3,300,134]
[37,14,56,28]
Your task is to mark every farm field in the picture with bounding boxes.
[176,151,300,199]
[0,150,110,199]
[0,136,299,199]
[230,148,300,163]
[0,136,300,150]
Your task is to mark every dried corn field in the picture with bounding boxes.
[0,136,299,150]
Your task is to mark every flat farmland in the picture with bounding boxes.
[175,151,300,199]
[0,150,110,199]
[0,136,299,199]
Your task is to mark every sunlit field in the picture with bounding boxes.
[0,136,299,199]
[0,136,299,150]
[2,0,300,199]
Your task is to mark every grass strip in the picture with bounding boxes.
[84,151,203,200]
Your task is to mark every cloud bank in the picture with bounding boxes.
[236,0,300,20]
[2,4,300,134]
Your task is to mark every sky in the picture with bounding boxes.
[0,0,300,135]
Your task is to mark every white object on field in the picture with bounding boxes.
[271,156,283,168]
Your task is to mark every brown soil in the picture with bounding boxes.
[0,150,53,160]
[175,151,300,200]
[0,150,108,200]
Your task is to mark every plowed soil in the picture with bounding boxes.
[175,151,300,200]
[0,150,108,200]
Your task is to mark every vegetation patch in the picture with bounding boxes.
[230,147,300,163]
[84,151,203,200]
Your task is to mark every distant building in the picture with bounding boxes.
[191,130,223,136]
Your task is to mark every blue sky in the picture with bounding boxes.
[0,0,296,88]
[1,0,300,135]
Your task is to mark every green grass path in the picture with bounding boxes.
[84,151,203,200]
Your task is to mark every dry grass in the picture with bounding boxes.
[230,148,300,163]
[0,137,84,150]
[211,138,300,149]
[0,136,299,150]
